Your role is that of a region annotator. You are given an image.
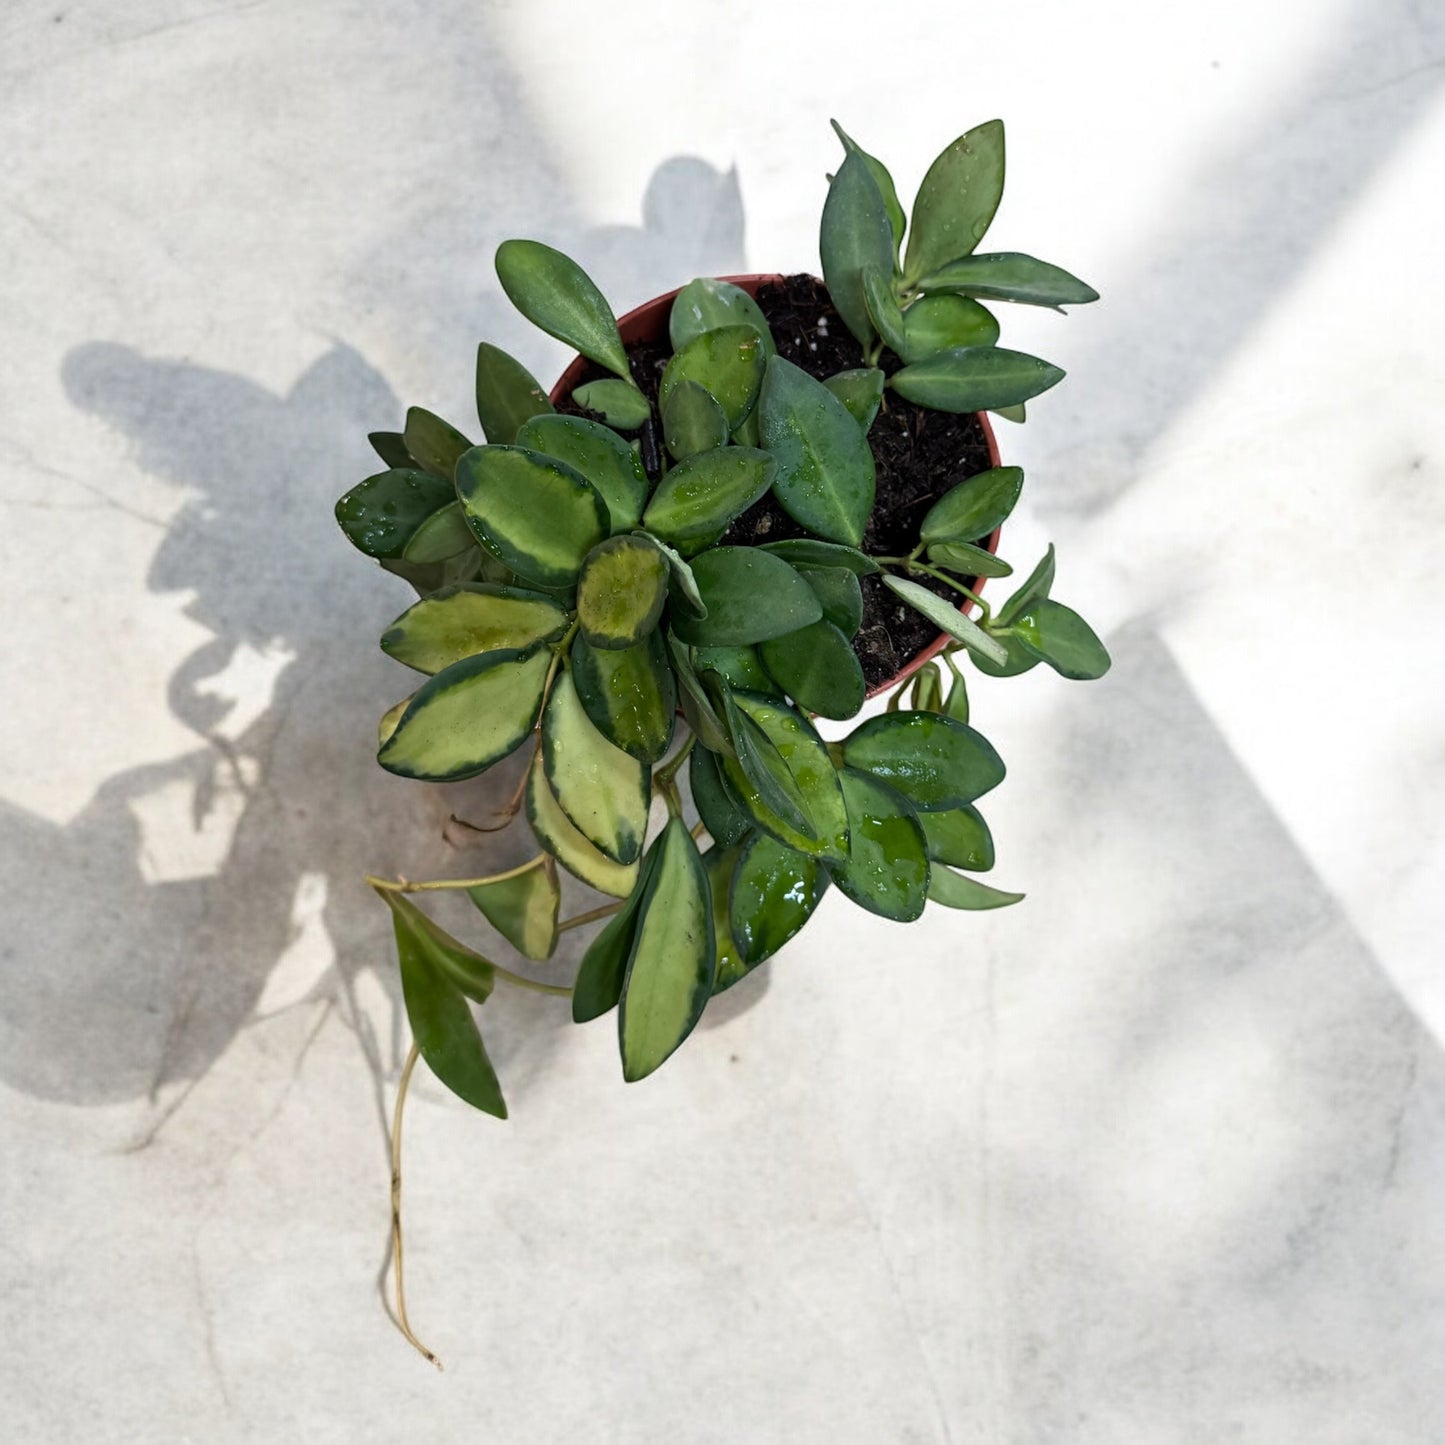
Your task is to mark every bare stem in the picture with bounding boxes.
[390,1040,442,1371]
[491,967,572,998]
[557,902,624,934]
[365,854,546,895]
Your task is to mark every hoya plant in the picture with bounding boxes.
[336,120,1107,1360]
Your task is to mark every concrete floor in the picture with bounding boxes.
[2,1,1443,1439]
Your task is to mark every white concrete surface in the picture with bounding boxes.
[2,1,1443,1440]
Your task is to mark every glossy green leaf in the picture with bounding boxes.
[693,645,780,697]
[381,583,568,675]
[378,645,550,781]
[827,770,930,922]
[475,342,554,444]
[667,633,733,756]
[526,756,639,898]
[670,547,822,647]
[941,654,970,722]
[467,860,559,961]
[759,538,880,576]
[900,294,999,360]
[335,469,453,559]
[842,710,1005,811]
[669,278,776,357]
[571,630,676,764]
[862,264,909,356]
[704,844,752,993]
[890,347,1064,413]
[543,670,649,865]
[920,804,994,872]
[830,119,906,258]
[823,368,885,433]
[456,444,609,588]
[970,630,1042,678]
[570,379,652,431]
[760,619,866,720]
[369,430,413,469]
[618,818,715,1081]
[1013,599,1111,680]
[662,379,729,461]
[495,239,631,380]
[992,403,1027,424]
[381,890,498,1006]
[379,550,482,597]
[515,413,649,533]
[881,575,1006,667]
[689,746,751,847]
[903,119,1005,286]
[819,150,895,348]
[730,832,827,965]
[403,406,471,480]
[575,535,669,650]
[758,356,876,547]
[920,466,1024,544]
[571,849,656,1023]
[378,695,411,748]
[401,501,476,564]
[997,544,1056,625]
[928,870,1024,910]
[794,564,864,637]
[659,325,766,432]
[910,661,943,713]
[721,689,815,841]
[915,252,1099,307]
[652,536,707,617]
[641,448,776,554]
[926,540,1013,579]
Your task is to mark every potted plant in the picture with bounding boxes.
[335,119,1108,1363]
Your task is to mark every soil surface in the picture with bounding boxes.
[557,274,996,689]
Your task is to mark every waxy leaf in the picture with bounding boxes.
[662,379,729,461]
[516,414,649,533]
[669,278,776,357]
[378,645,551,781]
[927,541,1013,580]
[571,631,676,764]
[659,324,766,432]
[570,379,652,431]
[1012,599,1111,680]
[402,501,476,564]
[730,833,827,965]
[378,695,411,748]
[705,845,752,994]
[475,342,554,444]
[928,870,1024,911]
[794,564,864,637]
[903,120,1005,286]
[467,860,559,961]
[369,430,413,469]
[335,468,453,559]
[823,368,886,432]
[890,347,1064,413]
[689,745,751,848]
[910,662,943,714]
[526,756,638,898]
[693,645,780,697]
[881,575,1006,667]
[941,654,970,722]
[571,848,657,1023]
[842,710,1005,811]
[831,119,906,257]
[456,444,609,588]
[403,406,472,480]
[543,670,649,865]
[915,252,1099,308]
[827,770,930,922]
[862,264,909,356]
[759,538,879,576]
[722,691,815,841]
[758,356,876,547]
[992,403,1027,424]
[920,466,1025,544]
[495,239,632,380]
[970,630,1042,678]
[381,583,568,675]
[760,619,866,720]
[642,448,776,554]
[920,804,994,872]
[900,295,999,360]
[670,547,822,647]
[380,550,483,597]
[997,544,1055,625]
[652,536,707,617]
[576,534,669,650]
[667,633,733,756]
[618,817,715,1081]
[820,150,895,348]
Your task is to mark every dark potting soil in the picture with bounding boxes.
[556,274,996,689]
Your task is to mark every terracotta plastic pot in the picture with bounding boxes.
[549,274,1003,701]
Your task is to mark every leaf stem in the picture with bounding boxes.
[903,562,992,623]
[653,732,697,789]
[557,902,624,933]
[491,967,572,998]
[389,1040,442,1371]
[365,854,546,894]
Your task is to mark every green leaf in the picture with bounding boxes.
[378,695,411,748]
[881,575,1006,667]
[889,347,1065,413]
[652,536,707,617]
[1012,599,1111,680]
[759,538,879,576]
[378,645,551,781]
[619,817,715,1081]
[662,379,729,461]
[641,448,776,554]
[693,645,781,697]
[667,633,733,755]
[819,150,896,348]
[381,583,569,675]
[381,890,498,1006]
[335,469,453,559]
[467,861,559,961]
[830,119,906,259]
[369,431,413,469]
[403,406,472,480]
[382,892,506,1117]
[456,444,609,588]
[903,119,1006,286]
[823,368,886,433]
[670,547,822,647]
[515,414,649,533]
[475,342,554,445]
[729,832,827,966]
[759,619,866,720]
[915,252,1099,307]
[542,670,650,865]
[970,630,1041,678]
[910,661,943,713]
[920,466,1025,544]
[900,295,999,361]
[920,804,994,872]
[992,403,1027,424]
[842,710,1005,811]
[941,654,970,722]
[997,544,1055,625]
[401,501,476,564]
[576,534,669,650]
[926,541,1013,580]
[928,870,1024,911]
[571,631,676,764]
[827,770,930,922]
[863,264,909,357]
[571,849,656,1023]
[792,565,863,638]
[570,379,652,431]
[659,325,767,432]
[704,844,752,994]
[526,755,639,898]
[669,278,777,357]
[689,746,751,847]
[758,356,876,547]
[721,689,816,841]
[494,239,631,381]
